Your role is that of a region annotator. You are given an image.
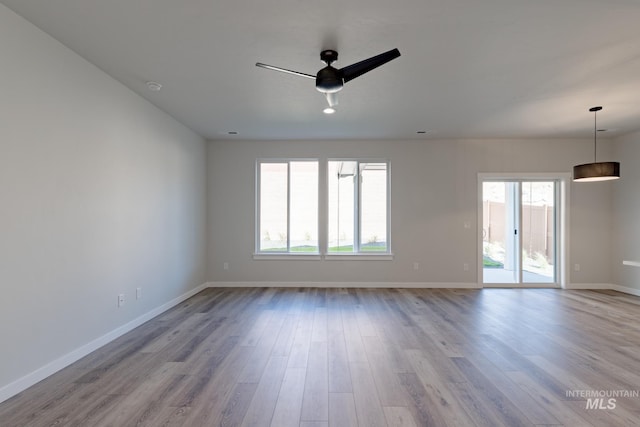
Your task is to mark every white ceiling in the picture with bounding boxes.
[3,0,640,141]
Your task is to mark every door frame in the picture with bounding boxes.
[477,173,570,288]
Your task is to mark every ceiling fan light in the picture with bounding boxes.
[573,161,620,182]
[323,107,336,114]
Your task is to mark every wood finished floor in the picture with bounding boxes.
[1,288,640,427]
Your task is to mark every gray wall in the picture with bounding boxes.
[0,5,207,394]
[207,138,614,285]
[612,131,640,293]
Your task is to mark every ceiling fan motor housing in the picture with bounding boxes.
[316,50,343,93]
[316,66,343,93]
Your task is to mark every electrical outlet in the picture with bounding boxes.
[463,263,469,271]
[574,263,581,272]
[118,294,125,308]
[136,287,142,300]
[223,262,229,270]
[413,262,419,271]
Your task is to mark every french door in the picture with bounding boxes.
[481,177,562,286]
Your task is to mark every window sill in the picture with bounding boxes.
[324,253,394,261]
[252,253,394,261]
[253,253,322,261]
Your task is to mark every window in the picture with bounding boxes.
[256,159,391,257]
[257,160,319,253]
[328,160,390,253]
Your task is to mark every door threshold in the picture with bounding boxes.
[482,283,560,289]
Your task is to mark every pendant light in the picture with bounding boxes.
[573,106,620,182]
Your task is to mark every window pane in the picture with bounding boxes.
[360,163,387,251]
[328,161,356,252]
[259,163,288,251]
[290,161,318,252]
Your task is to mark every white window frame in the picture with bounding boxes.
[325,159,392,260]
[254,159,321,259]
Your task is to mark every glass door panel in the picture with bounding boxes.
[521,181,556,283]
[482,182,518,284]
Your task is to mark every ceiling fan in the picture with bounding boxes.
[256,48,401,113]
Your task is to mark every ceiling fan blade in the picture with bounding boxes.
[325,92,339,107]
[255,62,315,79]
[339,48,401,83]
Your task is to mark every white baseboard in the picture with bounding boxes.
[611,284,640,297]
[209,281,481,289]
[0,282,209,405]
[563,283,640,297]
[208,282,639,296]
[563,283,613,290]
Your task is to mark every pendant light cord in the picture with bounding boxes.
[593,108,598,162]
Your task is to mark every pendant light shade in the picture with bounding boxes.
[573,161,620,181]
[573,106,620,182]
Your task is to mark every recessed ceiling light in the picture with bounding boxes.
[145,81,162,91]
[323,107,336,114]
[227,131,238,135]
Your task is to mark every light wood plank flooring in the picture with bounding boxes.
[1,288,640,426]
